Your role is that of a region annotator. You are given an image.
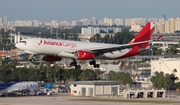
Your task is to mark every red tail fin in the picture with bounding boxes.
[129,22,155,48]
[117,22,155,59]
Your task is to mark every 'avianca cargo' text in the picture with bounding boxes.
[40,40,77,48]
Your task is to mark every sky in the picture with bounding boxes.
[0,0,180,22]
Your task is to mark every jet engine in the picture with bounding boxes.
[75,50,94,60]
[42,55,62,62]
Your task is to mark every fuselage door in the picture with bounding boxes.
[32,40,42,48]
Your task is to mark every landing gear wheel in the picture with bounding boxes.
[70,62,77,66]
[94,64,100,68]
[89,60,96,65]
[70,59,81,69]
[75,65,81,69]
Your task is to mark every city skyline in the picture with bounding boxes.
[0,0,180,22]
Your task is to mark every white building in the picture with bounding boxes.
[81,27,121,35]
[129,24,142,32]
[68,81,121,96]
[151,58,180,81]
[14,32,21,43]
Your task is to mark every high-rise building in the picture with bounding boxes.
[26,20,33,26]
[81,18,90,26]
[163,14,166,21]
[33,20,39,27]
[91,17,97,25]
[124,18,131,26]
[59,21,70,27]
[154,23,165,33]
[175,18,180,31]
[165,18,176,33]
[130,18,146,25]
[169,18,176,33]
[0,18,2,26]
[51,20,58,27]
[148,18,158,23]
[81,27,121,35]
[103,17,113,26]
[3,16,8,26]
[159,18,165,24]
[129,24,142,32]
[114,18,124,26]
[98,20,103,26]
[7,21,13,26]
[72,20,83,26]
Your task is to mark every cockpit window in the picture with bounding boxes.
[19,41,26,45]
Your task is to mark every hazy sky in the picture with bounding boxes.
[0,0,180,22]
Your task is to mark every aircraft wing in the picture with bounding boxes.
[89,40,151,51]
[66,40,152,55]
[65,33,163,55]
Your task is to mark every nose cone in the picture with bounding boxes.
[15,43,20,49]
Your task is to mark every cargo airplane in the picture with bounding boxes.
[15,22,156,69]
[0,82,39,96]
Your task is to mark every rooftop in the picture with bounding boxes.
[68,81,122,85]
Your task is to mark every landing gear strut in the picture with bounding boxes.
[29,54,35,62]
[89,59,100,68]
[70,59,81,69]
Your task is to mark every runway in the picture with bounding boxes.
[0,93,179,105]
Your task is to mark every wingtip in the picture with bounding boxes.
[155,34,163,40]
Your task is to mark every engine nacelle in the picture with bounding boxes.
[75,50,94,60]
[43,55,62,62]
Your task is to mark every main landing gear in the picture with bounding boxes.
[89,59,100,68]
[70,59,100,69]
[70,59,81,69]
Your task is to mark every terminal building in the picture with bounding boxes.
[68,81,166,98]
[68,81,121,97]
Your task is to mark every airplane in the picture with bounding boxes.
[0,82,40,96]
[15,22,156,69]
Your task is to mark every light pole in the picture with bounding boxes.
[19,69,20,82]
[56,25,58,39]
[50,25,52,38]
[106,61,108,80]
[63,33,66,39]
[38,32,41,38]
[159,62,161,72]
[63,33,67,68]
[10,26,13,44]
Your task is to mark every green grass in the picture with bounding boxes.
[72,98,180,104]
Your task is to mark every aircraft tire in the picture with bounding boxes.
[94,64,100,68]
[70,62,77,66]
[75,65,81,69]
[89,60,96,65]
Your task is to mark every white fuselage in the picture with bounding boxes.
[16,38,133,59]
[0,82,40,94]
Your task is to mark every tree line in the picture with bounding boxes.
[150,70,180,90]
[90,30,135,44]
[0,61,99,83]
[0,58,133,84]
[1,57,180,90]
